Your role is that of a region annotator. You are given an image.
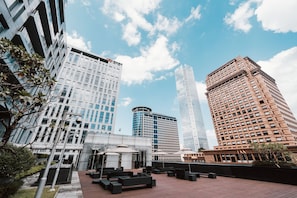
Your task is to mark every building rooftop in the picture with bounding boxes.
[77,169,297,198]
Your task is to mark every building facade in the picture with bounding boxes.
[132,106,180,162]
[28,46,122,167]
[1,0,67,142]
[175,65,209,151]
[0,0,66,79]
[204,56,297,163]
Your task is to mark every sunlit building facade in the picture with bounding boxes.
[132,106,181,162]
[175,65,209,151]
[29,46,122,167]
[204,56,297,163]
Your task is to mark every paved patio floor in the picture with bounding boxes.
[78,169,297,198]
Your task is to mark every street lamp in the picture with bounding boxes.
[34,112,81,198]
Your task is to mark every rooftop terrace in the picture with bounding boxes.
[78,169,297,198]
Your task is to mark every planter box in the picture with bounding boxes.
[36,165,73,185]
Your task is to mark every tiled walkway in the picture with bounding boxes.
[78,170,297,198]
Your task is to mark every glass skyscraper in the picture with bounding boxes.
[175,65,209,151]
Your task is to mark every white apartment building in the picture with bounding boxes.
[30,46,122,167]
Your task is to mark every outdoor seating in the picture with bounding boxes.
[107,171,134,180]
[100,174,155,194]
[191,172,217,179]
[99,179,110,190]
[89,167,120,178]
[143,166,153,174]
[109,181,122,194]
[152,166,175,174]
[118,175,154,188]
[175,168,196,181]
[94,170,156,194]
[167,171,175,177]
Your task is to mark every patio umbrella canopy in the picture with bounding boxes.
[106,144,138,153]
[106,144,138,170]
[97,152,119,180]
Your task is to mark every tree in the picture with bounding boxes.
[0,143,35,197]
[0,143,35,178]
[251,142,295,168]
[0,38,56,146]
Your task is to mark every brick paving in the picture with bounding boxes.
[78,170,297,198]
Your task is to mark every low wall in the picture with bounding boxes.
[153,162,297,185]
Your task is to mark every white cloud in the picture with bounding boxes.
[81,0,91,6]
[119,97,132,107]
[101,0,160,45]
[171,41,180,53]
[185,5,202,23]
[122,23,141,46]
[195,81,207,103]
[151,14,181,36]
[113,12,125,22]
[225,0,297,33]
[66,31,92,51]
[115,35,179,85]
[255,0,297,33]
[224,0,257,33]
[257,46,297,117]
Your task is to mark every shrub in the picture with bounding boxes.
[0,179,23,198]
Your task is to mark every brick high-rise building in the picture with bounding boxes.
[206,56,297,150]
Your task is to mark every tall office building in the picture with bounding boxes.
[0,0,66,79]
[28,46,122,167]
[132,106,180,162]
[206,56,297,151]
[175,65,209,151]
[1,0,67,142]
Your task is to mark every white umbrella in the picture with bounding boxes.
[152,149,168,168]
[106,144,138,153]
[97,152,119,180]
[106,145,138,170]
[174,148,196,172]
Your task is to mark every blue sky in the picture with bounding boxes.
[65,0,297,149]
